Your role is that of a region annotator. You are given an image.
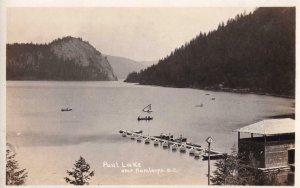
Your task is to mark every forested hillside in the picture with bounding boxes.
[125,8,295,97]
[7,37,117,81]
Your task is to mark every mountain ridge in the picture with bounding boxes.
[105,55,147,79]
[125,7,295,97]
[7,36,117,81]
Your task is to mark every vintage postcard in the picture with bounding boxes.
[0,0,298,187]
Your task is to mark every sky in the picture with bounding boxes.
[7,7,255,61]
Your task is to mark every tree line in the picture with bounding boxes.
[126,8,295,97]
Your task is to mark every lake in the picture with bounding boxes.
[6,81,294,185]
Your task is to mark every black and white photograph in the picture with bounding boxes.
[0,0,297,186]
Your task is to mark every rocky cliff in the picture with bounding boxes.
[7,36,117,81]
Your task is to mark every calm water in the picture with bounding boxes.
[6,81,294,185]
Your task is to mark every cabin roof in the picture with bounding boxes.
[234,118,295,135]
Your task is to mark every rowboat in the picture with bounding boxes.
[202,151,226,160]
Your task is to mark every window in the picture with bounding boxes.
[288,149,295,164]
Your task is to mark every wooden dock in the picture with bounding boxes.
[119,130,226,159]
[120,130,203,149]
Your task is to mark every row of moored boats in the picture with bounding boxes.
[119,130,225,160]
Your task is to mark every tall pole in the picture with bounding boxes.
[206,136,213,186]
[208,142,211,185]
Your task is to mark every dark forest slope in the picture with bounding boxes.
[125,8,295,96]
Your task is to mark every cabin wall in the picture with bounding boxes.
[239,138,295,185]
[264,140,295,168]
[239,138,265,168]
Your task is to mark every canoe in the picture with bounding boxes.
[202,153,225,160]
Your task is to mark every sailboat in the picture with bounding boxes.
[138,104,153,121]
[142,104,153,113]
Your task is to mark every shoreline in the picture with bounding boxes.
[126,81,295,99]
[6,79,295,99]
[267,113,295,119]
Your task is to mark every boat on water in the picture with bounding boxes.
[133,130,143,134]
[154,134,173,140]
[137,136,142,142]
[194,151,202,159]
[138,104,153,121]
[119,130,142,134]
[61,108,72,112]
[202,153,225,160]
[202,151,226,160]
[145,137,150,144]
[179,145,186,153]
[171,144,178,151]
[153,134,187,143]
[130,135,136,140]
[189,148,196,155]
[138,116,153,121]
[162,141,169,148]
[173,135,187,143]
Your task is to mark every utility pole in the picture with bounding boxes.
[206,136,214,185]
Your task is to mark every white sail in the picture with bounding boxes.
[142,104,152,113]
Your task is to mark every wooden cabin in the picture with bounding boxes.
[235,118,295,185]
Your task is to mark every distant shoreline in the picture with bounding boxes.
[129,82,295,99]
[202,87,295,99]
[6,79,295,99]
[268,113,295,119]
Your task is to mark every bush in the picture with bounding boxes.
[65,156,95,185]
[6,149,28,185]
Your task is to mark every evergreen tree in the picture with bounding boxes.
[65,156,95,185]
[211,145,282,185]
[211,146,240,185]
[6,149,28,185]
